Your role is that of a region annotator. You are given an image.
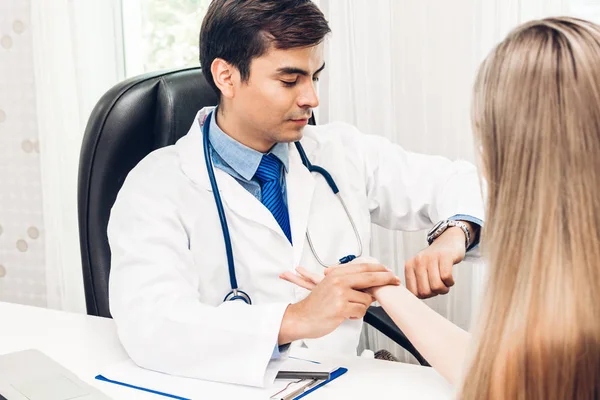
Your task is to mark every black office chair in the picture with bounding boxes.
[78,67,430,367]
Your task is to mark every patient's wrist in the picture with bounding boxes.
[370,284,407,303]
[369,285,387,300]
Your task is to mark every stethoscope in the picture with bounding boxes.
[202,111,363,305]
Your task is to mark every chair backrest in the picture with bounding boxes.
[78,67,218,317]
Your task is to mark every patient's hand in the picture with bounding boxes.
[279,256,400,294]
[280,266,324,291]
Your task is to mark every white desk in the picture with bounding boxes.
[0,301,452,399]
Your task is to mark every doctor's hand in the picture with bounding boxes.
[278,263,400,344]
[279,256,384,291]
[404,226,467,299]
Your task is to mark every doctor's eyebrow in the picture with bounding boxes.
[275,62,326,77]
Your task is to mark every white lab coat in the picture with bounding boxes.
[108,107,484,387]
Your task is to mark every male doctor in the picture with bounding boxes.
[108,0,484,388]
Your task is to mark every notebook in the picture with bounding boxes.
[0,349,111,400]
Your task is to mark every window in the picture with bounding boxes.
[120,0,600,79]
[121,0,211,77]
[570,0,600,23]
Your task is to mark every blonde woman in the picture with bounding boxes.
[282,17,600,398]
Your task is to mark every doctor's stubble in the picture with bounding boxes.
[462,17,600,399]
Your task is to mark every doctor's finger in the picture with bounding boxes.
[427,262,449,295]
[439,258,455,288]
[404,264,418,296]
[295,266,324,285]
[343,271,401,290]
[279,271,316,291]
[324,263,389,277]
[415,262,435,299]
[345,289,375,308]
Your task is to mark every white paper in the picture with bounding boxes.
[97,356,336,400]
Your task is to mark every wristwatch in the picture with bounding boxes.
[427,219,471,249]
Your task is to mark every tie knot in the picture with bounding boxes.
[254,153,282,184]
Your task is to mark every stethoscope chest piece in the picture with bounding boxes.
[223,289,252,305]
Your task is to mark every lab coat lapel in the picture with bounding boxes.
[178,109,289,242]
[287,140,317,266]
[218,174,286,240]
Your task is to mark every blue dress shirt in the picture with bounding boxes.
[208,112,289,205]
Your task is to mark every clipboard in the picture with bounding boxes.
[269,367,348,400]
[95,356,348,399]
[294,368,348,399]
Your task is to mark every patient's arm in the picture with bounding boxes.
[280,259,471,385]
[370,284,470,385]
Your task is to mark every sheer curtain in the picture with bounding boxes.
[29,0,124,312]
[314,0,572,362]
[5,0,596,330]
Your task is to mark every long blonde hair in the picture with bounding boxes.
[462,17,600,399]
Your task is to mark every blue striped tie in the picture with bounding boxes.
[254,154,292,244]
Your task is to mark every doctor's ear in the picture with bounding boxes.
[211,58,236,100]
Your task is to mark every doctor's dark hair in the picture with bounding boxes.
[199,0,330,97]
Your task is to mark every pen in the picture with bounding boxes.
[281,379,320,400]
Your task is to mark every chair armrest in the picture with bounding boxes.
[364,306,430,366]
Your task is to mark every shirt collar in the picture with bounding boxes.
[208,110,289,180]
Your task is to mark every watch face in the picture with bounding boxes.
[428,220,448,243]
[430,220,446,235]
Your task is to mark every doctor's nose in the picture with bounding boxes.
[297,81,320,109]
